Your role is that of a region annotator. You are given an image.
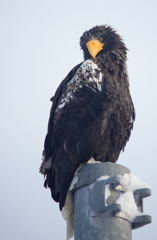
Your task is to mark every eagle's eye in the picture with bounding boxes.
[98,37,103,43]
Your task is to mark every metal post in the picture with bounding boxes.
[73,162,151,240]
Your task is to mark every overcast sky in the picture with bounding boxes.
[0,0,157,239]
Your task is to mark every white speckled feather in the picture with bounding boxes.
[54,60,103,117]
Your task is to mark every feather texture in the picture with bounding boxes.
[40,25,135,211]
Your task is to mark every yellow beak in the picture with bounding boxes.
[87,40,104,59]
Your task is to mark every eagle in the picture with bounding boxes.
[40,25,135,212]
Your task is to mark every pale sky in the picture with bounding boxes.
[0,0,157,239]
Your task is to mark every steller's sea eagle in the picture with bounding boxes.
[40,25,135,211]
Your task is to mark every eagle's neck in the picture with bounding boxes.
[95,50,127,81]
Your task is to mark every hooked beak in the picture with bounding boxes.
[87,39,104,59]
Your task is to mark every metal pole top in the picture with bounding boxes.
[73,162,151,240]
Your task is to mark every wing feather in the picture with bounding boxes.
[42,60,109,210]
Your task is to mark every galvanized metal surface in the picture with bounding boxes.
[74,163,131,240]
[73,162,151,240]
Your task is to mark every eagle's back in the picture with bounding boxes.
[41,56,135,210]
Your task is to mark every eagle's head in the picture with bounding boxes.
[80,25,128,60]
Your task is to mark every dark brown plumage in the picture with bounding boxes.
[40,25,135,210]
